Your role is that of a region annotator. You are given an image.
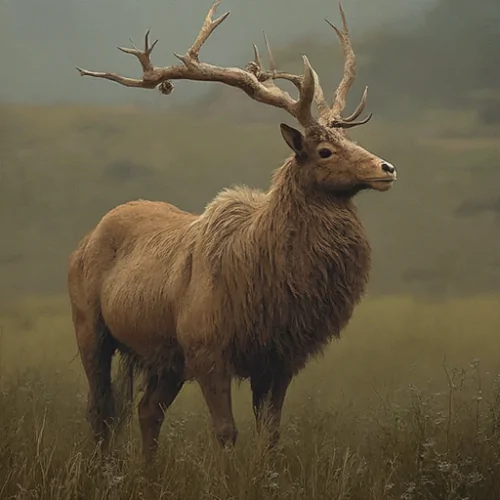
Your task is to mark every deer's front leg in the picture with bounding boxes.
[197,369,237,448]
[251,368,292,446]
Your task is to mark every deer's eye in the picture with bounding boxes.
[318,148,333,159]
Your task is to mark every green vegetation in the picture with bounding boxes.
[1,295,499,499]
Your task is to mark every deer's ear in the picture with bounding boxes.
[280,123,304,154]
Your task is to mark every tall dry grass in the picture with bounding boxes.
[1,294,499,499]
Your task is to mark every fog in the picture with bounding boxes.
[1,0,437,105]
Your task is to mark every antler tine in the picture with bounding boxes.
[184,0,230,61]
[327,2,356,117]
[263,32,277,73]
[257,33,302,90]
[76,26,164,90]
[252,43,263,69]
[293,56,315,125]
[310,67,331,119]
[330,112,372,129]
[317,1,372,129]
[264,31,329,118]
[116,29,158,73]
[246,34,304,94]
[342,85,368,122]
[257,32,330,119]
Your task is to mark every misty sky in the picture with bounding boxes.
[1,0,437,106]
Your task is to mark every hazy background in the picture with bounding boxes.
[1,0,437,105]
[0,0,499,301]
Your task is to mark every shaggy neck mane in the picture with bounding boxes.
[199,155,372,376]
[266,157,354,228]
[258,157,368,266]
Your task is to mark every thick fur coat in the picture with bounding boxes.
[69,155,371,382]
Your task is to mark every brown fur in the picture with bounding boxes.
[68,122,396,456]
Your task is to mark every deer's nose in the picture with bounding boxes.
[381,162,396,174]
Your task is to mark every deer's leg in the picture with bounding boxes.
[138,370,184,460]
[197,370,237,448]
[251,369,292,446]
[73,312,116,453]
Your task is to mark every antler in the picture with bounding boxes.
[317,2,373,129]
[75,0,316,128]
[245,33,330,119]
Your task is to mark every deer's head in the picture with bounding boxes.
[280,122,396,196]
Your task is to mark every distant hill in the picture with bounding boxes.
[1,99,499,302]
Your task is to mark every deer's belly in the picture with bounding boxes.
[99,263,178,359]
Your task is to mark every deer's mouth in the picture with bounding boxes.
[366,177,396,191]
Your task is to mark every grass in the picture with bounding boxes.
[1,294,499,499]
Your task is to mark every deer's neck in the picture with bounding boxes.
[262,157,367,250]
[198,156,371,303]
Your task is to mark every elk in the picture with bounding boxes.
[69,0,397,458]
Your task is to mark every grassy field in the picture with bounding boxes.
[1,294,499,499]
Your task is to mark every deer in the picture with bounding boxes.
[69,0,397,459]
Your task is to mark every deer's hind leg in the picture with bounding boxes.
[138,367,185,460]
[72,306,117,453]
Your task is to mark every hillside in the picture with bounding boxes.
[1,100,499,302]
